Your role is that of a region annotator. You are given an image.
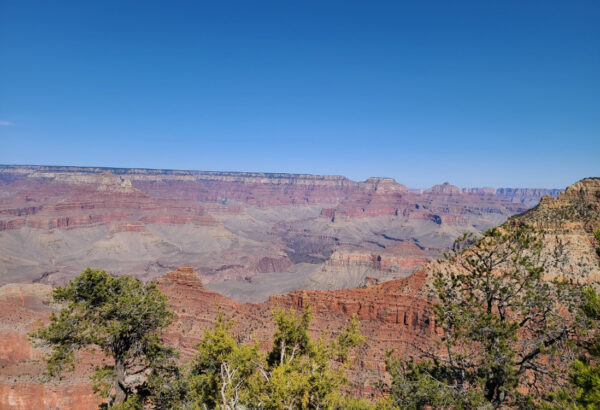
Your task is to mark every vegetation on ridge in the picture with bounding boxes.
[30,222,600,409]
[387,223,589,408]
[30,268,175,408]
[31,270,367,409]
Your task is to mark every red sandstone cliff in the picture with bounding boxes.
[0,284,101,410]
[0,264,438,407]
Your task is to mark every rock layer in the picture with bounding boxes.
[0,165,561,301]
[1,175,598,409]
[513,177,600,282]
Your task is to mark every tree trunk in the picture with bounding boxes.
[113,359,128,406]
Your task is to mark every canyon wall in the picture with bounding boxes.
[0,165,561,301]
[0,177,597,408]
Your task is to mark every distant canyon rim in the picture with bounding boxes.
[0,165,562,302]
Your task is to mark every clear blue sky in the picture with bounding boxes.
[1,1,598,188]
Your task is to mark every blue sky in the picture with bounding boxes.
[1,1,598,188]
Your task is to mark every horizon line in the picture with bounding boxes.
[0,163,573,191]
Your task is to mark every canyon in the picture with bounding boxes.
[0,177,597,409]
[0,165,561,302]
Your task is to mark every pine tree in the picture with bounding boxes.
[31,268,175,409]
[388,223,583,408]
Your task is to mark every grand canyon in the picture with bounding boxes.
[3,2,598,407]
[3,165,599,409]
[0,165,562,301]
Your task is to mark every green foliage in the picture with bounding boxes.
[100,395,143,410]
[336,394,398,409]
[335,314,365,362]
[257,307,365,409]
[388,224,583,408]
[567,288,600,409]
[142,352,188,409]
[387,356,480,409]
[186,313,259,408]
[30,270,366,408]
[178,306,365,409]
[31,268,175,408]
[338,396,377,409]
[267,306,313,367]
[571,359,600,409]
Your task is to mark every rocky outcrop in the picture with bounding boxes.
[159,265,205,289]
[322,246,431,277]
[427,182,462,195]
[0,177,594,409]
[462,187,497,195]
[157,266,438,381]
[1,165,559,211]
[0,283,101,410]
[0,266,437,406]
[0,384,99,410]
[0,165,562,296]
[359,177,409,193]
[512,177,600,282]
[319,181,536,223]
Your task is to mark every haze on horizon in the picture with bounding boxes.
[1,1,598,189]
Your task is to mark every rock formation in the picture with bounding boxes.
[0,283,101,409]
[512,177,600,282]
[0,177,596,408]
[0,165,561,301]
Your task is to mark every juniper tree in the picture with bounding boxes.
[186,314,259,409]
[255,306,365,409]
[31,268,175,409]
[388,223,583,409]
[184,306,365,409]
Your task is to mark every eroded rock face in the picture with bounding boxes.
[0,165,562,301]
[0,266,438,406]
[0,283,101,410]
[0,384,99,410]
[3,175,600,409]
[513,177,600,282]
[159,265,205,289]
[318,244,432,283]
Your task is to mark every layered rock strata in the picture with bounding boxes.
[0,165,562,300]
[1,175,598,409]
